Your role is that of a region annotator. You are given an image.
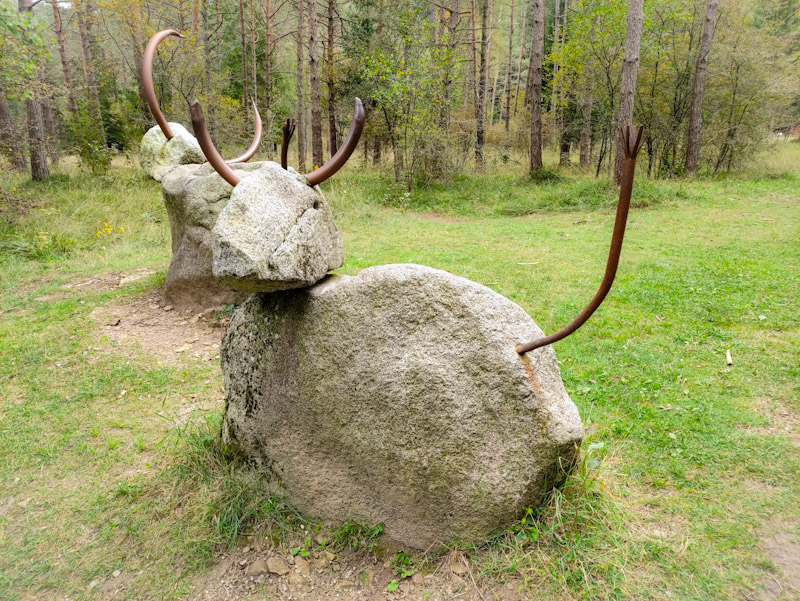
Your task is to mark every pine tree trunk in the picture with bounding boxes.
[441,0,460,131]
[308,0,323,167]
[373,138,381,166]
[326,0,338,155]
[296,0,307,171]
[528,0,543,171]
[193,0,199,33]
[50,0,79,118]
[513,0,527,116]
[131,16,151,128]
[684,0,718,174]
[613,0,644,185]
[0,91,27,171]
[264,0,273,156]
[475,0,489,169]
[250,0,257,104]
[178,0,186,31]
[579,87,593,168]
[486,2,497,124]
[75,0,106,145]
[468,0,478,106]
[239,0,249,113]
[202,0,216,138]
[550,0,560,141]
[18,0,49,179]
[503,0,514,132]
[42,96,59,166]
[25,97,50,180]
[216,0,223,77]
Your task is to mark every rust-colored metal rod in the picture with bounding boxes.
[226,100,263,164]
[143,29,185,140]
[189,101,241,187]
[516,126,644,354]
[305,98,365,186]
[281,118,296,170]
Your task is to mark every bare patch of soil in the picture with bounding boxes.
[23,268,156,303]
[754,522,800,601]
[87,288,227,366]
[410,212,469,224]
[188,547,523,601]
[738,397,800,446]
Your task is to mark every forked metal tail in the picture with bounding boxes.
[516,126,644,354]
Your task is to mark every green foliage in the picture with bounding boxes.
[329,520,385,551]
[0,226,74,261]
[0,2,48,99]
[391,550,418,578]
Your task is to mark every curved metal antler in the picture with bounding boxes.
[305,98,365,186]
[143,29,185,139]
[516,126,644,354]
[226,100,263,164]
[190,101,241,187]
[145,31,262,162]
[281,118,296,170]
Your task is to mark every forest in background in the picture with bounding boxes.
[1,0,798,186]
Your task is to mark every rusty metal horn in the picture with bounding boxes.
[281,118,296,170]
[516,126,644,354]
[143,29,185,139]
[305,98,365,186]
[189,101,241,187]
[225,100,263,164]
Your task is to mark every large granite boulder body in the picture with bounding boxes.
[160,162,265,309]
[211,161,344,292]
[139,123,205,181]
[221,264,583,549]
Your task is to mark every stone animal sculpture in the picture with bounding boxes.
[140,30,364,307]
[219,127,644,549]
[140,27,645,548]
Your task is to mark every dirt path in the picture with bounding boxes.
[187,545,520,601]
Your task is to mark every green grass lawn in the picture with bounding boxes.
[0,144,798,600]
